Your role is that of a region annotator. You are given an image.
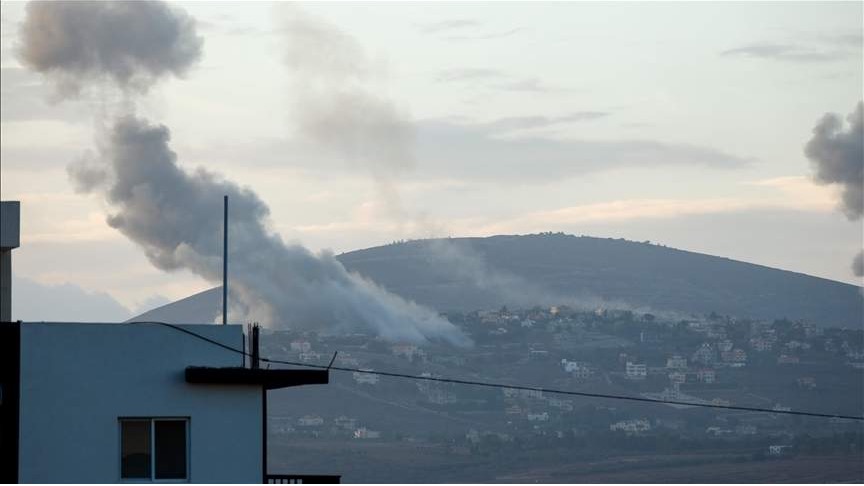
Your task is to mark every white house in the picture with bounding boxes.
[353,427,381,440]
[625,361,647,380]
[665,354,688,370]
[353,370,380,385]
[609,419,651,434]
[0,321,330,484]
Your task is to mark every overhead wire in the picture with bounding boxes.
[127,321,864,422]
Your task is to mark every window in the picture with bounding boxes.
[120,418,188,481]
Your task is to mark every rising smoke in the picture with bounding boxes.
[19,0,470,345]
[804,102,864,278]
[73,116,469,345]
[16,0,202,97]
[281,7,415,222]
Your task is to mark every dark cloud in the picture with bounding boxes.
[69,115,469,345]
[15,0,202,96]
[721,43,845,62]
[721,34,862,64]
[805,102,863,220]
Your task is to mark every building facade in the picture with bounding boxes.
[1,321,329,484]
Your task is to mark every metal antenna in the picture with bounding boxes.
[222,195,228,325]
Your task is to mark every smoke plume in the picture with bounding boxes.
[854,251,864,278]
[15,0,202,97]
[19,0,469,345]
[70,116,469,345]
[804,102,863,220]
[804,102,864,279]
[282,7,415,222]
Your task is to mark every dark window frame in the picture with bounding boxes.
[119,417,190,483]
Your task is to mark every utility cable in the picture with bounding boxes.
[127,321,864,422]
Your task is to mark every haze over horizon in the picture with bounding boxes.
[1,1,862,322]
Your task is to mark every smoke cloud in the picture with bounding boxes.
[19,1,468,345]
[804,102,864,279]
[70,116,470,345]
[854,251,864,278]
[804,102,863,220]
[16,0,202,96]
[282,7,414,222]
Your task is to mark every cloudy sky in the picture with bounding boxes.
[1,1,862,321]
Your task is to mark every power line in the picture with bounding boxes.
[128,321,864,422]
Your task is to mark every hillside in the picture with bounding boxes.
[132,233,862,328]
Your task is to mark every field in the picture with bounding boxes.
[269,439,864,483]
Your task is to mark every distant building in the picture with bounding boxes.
[796,377,816,389]
[297,415,324,427]
[299,351,322,362]
[527,412,549,422]
[666,355,688,370]
[668,371,686,384]
[353,370,380,385]
[750,337,773,352]
[696,368,716,384]
[333,416,357,431]
[561,359,593,379]
[391,343,421,360]
[289,340,312,353]
[769,445,792,456]
[720,348,747,366]
[353,427,381,440]
[610,419,650,434]
[692,344,715,365]
[625,361,647,380]
[502,387,543,399]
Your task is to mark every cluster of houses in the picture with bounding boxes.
[273,414,382,441]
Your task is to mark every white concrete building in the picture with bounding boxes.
[0,321,330,483]
[665,354,688,370]
[625,361,647,380]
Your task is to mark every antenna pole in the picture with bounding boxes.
[222,195,228,325]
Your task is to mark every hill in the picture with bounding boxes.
[132,233,862,328]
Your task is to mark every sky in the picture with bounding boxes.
[1,1,862,321]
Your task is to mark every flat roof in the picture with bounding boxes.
[185,366,329,390]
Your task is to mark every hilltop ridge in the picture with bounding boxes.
[134,233,863,328]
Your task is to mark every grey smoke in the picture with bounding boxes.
[804,102,863,221]
[281,8,414,222]
[15,0,202,96]
[19,1,468,345]
[69,116,470,346]
[853,251,864,278]
[804,101,864,279]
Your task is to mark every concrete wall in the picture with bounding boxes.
[19,322,262,483]
[0,201,20,321]
[0,201,20,249]
[1,250,10,321]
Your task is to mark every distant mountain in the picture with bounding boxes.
[132,233,863,328]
